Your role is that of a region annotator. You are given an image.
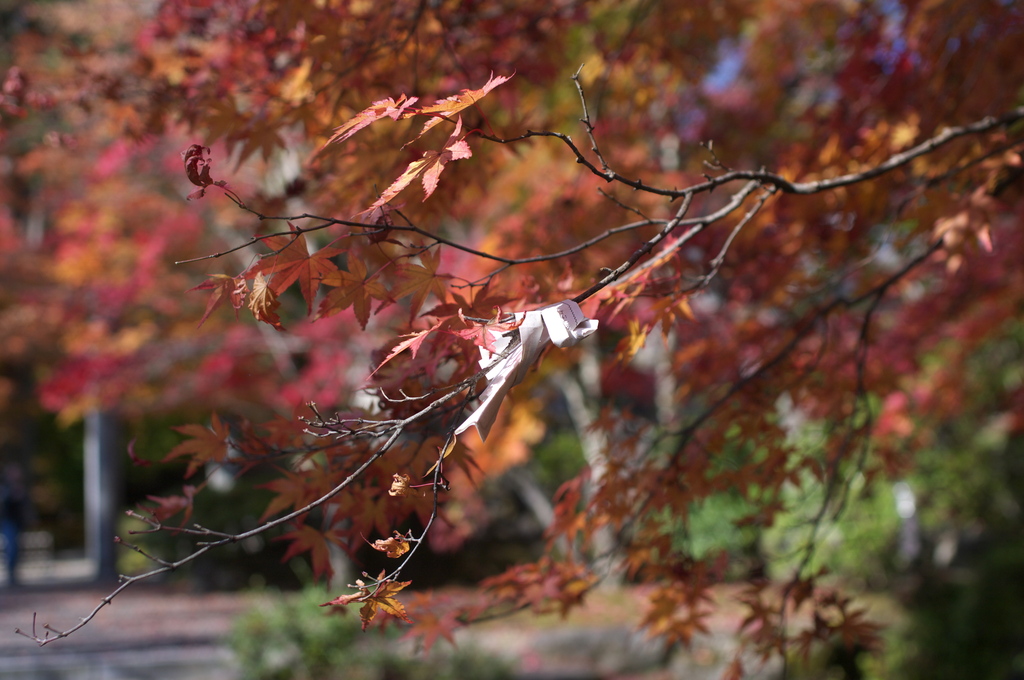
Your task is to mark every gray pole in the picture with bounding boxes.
[84,410,121,583]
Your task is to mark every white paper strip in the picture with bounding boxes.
[455,300,598,441]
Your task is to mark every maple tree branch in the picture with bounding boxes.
[19,427,422,645]
[775,275,896,672]
[477,108,1018,306]
[699,139,733,173]
[817,242,911,529]
[671,238,943,450]
[234,205,664,273]
[923,136,1024,189]
[679,105,1024,197]
[570,191,693,303]
[181,105,1022,297]
[15,541,221,646]
[174,219,360,264]
[574,179,776,303]
[389,211,524,265]
[482,128,685,199]
[374,441,451,584]
[597,187,654,220]
[464,216,667,288]
[482,105,1024,209]
[145,66,1024,659]
[591,239,942,670]
[465,101,1009,296]
[114,534,175,567]
[630,184,777,297]
[697,187,776,288]
[572,64,612,176]
[307,374,480,441]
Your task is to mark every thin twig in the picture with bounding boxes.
[572,64,612,176]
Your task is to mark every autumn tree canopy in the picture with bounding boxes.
[4,0,1024,674]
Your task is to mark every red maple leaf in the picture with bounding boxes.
[369,318,444,377]
[278,524,338,581]
[143,485,197,525]
[424,285,514,319]
[187,274,246,328]
[402,591,459,653]
[245,226,344,314]
[258,467,330,522]
[181,144,227,200]
[448,308,516,354]
[126,438,151,467]
[367,117,473,211]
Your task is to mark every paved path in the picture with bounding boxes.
[0,580,251,679]
[0,561,777,680]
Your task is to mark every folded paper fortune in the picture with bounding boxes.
[454,300,599,441]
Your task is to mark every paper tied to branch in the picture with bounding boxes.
[455,300,598,441]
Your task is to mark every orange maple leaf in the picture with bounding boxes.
[323,75,509,153]
[323,94,419,148]
[164,413,231,478]
[246,226,344,314]
[321,571,413,630]
[409,72,512,141]
[650,295,695,335]
[388,473,414,497]
[639,581,715,647]
[316,255,389,329]
[368,117,472,211]
[248,271,285,330]
[392,248,449,318]
[614,318,648,364]
[369,531,411,558]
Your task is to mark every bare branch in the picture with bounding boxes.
[571,64,612,176]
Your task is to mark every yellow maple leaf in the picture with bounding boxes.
[248,272,285,330]
[425,435,457,476]
[614,318,648,364]
[890,113,920,150]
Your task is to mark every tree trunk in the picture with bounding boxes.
[85,410,121,583]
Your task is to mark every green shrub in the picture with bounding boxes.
[231,585,514,680]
